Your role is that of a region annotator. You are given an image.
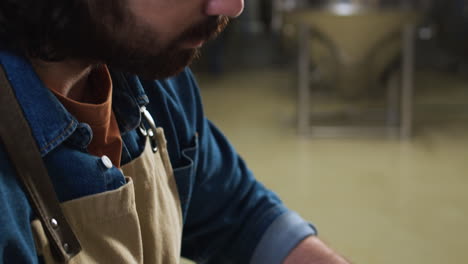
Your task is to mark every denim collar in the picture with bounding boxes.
[0,49,148,157]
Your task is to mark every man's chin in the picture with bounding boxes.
[136,64,188,80]
[110,48,199,80]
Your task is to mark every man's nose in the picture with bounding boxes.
[205,0,244,18]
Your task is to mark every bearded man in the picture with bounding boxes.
[0,0,349,263]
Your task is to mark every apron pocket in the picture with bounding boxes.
[32,177,144,264]
[173,134,199,221]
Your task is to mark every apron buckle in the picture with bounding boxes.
[140,106,158,153]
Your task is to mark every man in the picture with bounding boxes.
[0,0,349,263]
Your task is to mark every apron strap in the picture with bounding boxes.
[0,66,81,263]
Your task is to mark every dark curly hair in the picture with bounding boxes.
[0,0,87,60]
[0,0,130,62]
[0,0,229,78]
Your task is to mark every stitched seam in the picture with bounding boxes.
[39,120,77,153]
[69,207,136,226]
[136,95,148,103]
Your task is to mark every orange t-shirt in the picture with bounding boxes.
[50,65,122,168]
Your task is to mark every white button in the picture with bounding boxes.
[101,155,113,169]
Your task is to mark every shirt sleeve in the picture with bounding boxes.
[250,211,317,264]
[146,69,318,264]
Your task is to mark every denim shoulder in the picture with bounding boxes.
[0,145,39,263]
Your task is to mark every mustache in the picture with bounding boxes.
[177,16,230,44]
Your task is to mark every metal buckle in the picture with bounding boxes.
[139,106,158,153]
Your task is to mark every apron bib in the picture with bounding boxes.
[32,128,183,264]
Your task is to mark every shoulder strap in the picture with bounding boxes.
[0,66,81,263]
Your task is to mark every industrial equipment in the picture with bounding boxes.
[277,0,433,138]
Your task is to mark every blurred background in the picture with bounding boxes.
[187,0,468,263]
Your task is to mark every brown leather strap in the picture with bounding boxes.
[0,66,81,262]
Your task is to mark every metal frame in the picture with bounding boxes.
[400,24,415,139]
[296,23,416,139]
[280,0,433,14]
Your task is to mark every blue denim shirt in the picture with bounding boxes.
[0,49,316,264]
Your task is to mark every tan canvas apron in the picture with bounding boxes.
[31,128,183,264]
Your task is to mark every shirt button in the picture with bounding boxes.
[101,155,113,169]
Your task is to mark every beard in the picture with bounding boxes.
[63,1,229,79]
[102,15,230,79]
